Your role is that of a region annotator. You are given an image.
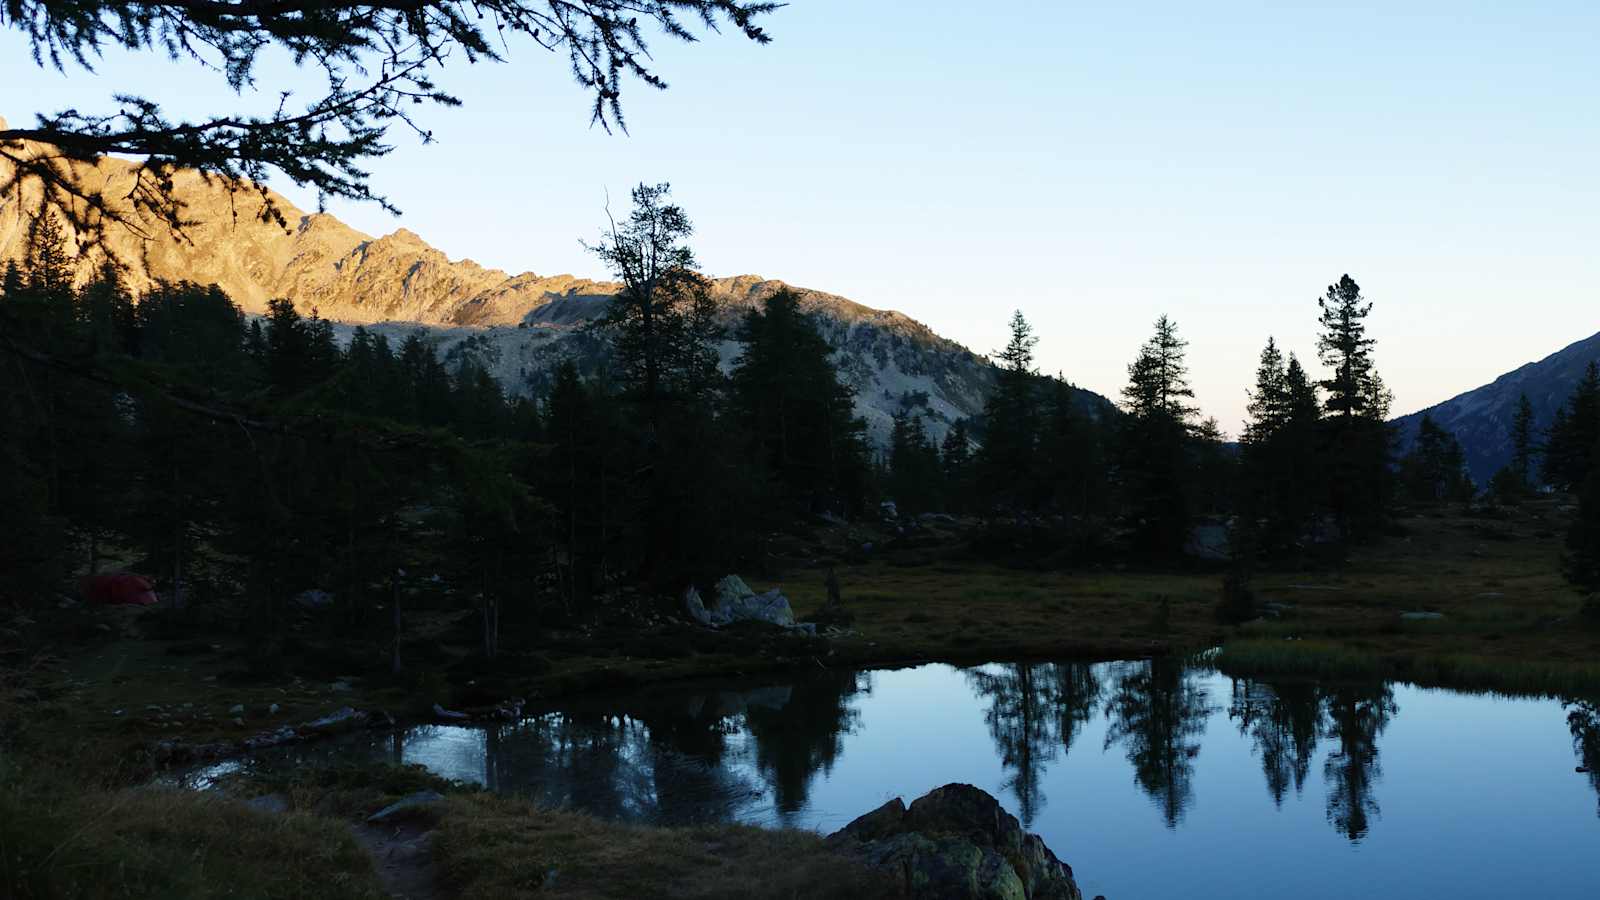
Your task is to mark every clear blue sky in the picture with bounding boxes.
[5,0,1598,431]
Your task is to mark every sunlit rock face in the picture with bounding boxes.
[0,136,1111,443]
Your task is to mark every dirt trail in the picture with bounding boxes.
[351,821,440,900]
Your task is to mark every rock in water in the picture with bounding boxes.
[828,784,1082,900]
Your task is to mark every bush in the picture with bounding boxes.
[1215,572,1257,625]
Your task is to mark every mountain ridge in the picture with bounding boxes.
[1392,330,1600,485]
[1,126,1109,442]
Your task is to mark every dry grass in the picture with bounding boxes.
[432,793,895,900]
[0,763,385,900]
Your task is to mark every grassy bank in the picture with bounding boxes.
[0,761,387,900]
[6,501,1596,787]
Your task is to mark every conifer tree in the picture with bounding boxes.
[941,419,975,514]
[1511,393,1537,487]
[730,289,868,517]
[888,410,943,515]
[1565,436,1600,598]
[1314,275,1392,539]
[977,310,1042,510]
[1120,315,1198,554]
[22,210,75,323]
[1545,363,1600,492]
[75,262,137,355]
[1241,341,1324,546]
[1399,416,1474,504]
[587,182,707,424]
[1039,377,1105,516]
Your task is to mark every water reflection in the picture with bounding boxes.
[1103,658,1217,827]
[1228,677,1324,806]
[207,660,1600,857]
[1321,684,1395,841]
[1567,699,1600,816]
[745,670,866,821]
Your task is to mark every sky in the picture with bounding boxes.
[4,0,1599,433]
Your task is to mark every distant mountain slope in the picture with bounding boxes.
[1392,331,1600,485]
[1,120,1111,443]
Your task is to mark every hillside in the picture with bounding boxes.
[1392,331,1600,484]
[1,119,1109,442]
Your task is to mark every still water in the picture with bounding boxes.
[214,661,1600,898]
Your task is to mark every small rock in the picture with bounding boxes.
[330,681,353,693]
[268,703,280,715]
[1400,611,1446,621]
[228,704,245,715]
[366,790,446,824]
[246,794,289,814]
[232,717,245,727]
[432,703,469,721]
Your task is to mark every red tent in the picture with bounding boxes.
[82,573,159,607]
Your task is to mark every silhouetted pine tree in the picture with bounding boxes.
[941,419,975,514]
[1119,315,1197,555]
[1399,416,1474,504]
[977,310,1041,510]
[1565,437,1600,598]
[1512,393,1537,487]
[730,289,868,517]
[1545,363,1600,492]
[1315,275,1392,540]
[1039,377,1106,516]
[887,410,943,515]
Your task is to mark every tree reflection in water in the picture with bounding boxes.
[1228,677,1325,806]
[361,662,1600,846]
[1320,684,1396,842]
[1566,699,1600,816]
[964,662,1104,825]
[1103,658,1216,828]
[744,669,868,822]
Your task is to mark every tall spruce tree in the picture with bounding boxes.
[586,182,707,425]
[977,310,1041,510]
[1039,377,1106,517]
[941,419,975,514]
[887,410,943,515]
[730,289,868,517]
[1120,315,1198,555]
[1545,363,1600,492]
[1566,436,1600,598]
[1314,275,1392,540]
[1512,393,1537,487]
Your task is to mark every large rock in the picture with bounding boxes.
[685,575,799,629]
[828,784,1082,900]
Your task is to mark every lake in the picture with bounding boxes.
[201,660,1600,899]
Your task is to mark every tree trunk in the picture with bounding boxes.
[391,572,403,676]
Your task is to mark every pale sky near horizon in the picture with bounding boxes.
[4,1,1598,433]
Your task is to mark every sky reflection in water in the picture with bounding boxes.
[232,662,1600,899]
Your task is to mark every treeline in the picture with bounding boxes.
[881,275,1398,557]
[881,274,1600,593]
[0,187,872,646]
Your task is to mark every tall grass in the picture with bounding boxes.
[0,763,386,900]
[1211,639,1600,699]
